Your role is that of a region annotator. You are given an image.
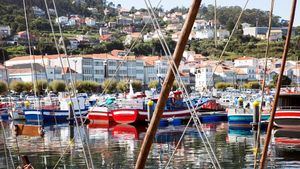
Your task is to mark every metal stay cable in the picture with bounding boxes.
[143,2,216,168]
[1,120,15,169]
[208,0,250,89]
[98,0,163,96]
[44,0,93,168]
[144,1,220,168]
[22,0,42,127]
[253,0,275,168]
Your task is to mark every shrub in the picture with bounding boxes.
[9,81,25,93]
[132,80,143,92]
[117,80,128,93]
[49,80,66,93]
[215,82,233,90]
[102,79,117,94]
[0,81,8,95]
[148,80,159,89]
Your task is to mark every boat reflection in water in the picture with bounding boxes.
[1,121,300,168]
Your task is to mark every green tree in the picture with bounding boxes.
[148,80,159,89]
[132,80,143,92]
[76,81,101,93]
[102,79,117,94]
[215,82,233,90]
[35,80,48,95]
[243,81,260,89]
[116,80,129,93]
[272,74,292,86]
[9,81,25,93]
[0,81,8,95]
[23,82,33,93]
[49,80,66,93]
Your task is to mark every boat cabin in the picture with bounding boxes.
[278,94,300,110]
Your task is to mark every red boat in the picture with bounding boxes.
[87,106,113,124]
[112,91,223,124]
[274,93,300,129]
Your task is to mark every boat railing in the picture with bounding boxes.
[277,106,300,110]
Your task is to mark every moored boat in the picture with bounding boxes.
[24,97,88,122]
[274,93,300,129]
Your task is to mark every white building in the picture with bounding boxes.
[234,56,258,68]
[194,29,214,39]
[55,16,69,25]
[85,17,96,27]
[0,26,11,38]
[195,65,213,91]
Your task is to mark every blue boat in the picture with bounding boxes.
[0,108,9,121]
[200,111,228,123]
[228,114,270,125]
[24,97,88,122]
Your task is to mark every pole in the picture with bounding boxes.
[259,0,297,168]
[214,0,217,48]
[134,1,201,168]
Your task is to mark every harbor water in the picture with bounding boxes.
[0,121,299,168]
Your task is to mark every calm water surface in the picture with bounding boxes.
[0,121,299,169]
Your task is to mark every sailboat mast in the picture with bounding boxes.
[134,0,202,168]
[259,0,298,168]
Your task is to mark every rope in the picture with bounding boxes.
[209,0,250,89]
[144,1,221,168]
[253,0,275,168]
[1,120,15,169]
[44,0,93,168]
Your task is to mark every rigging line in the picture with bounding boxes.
[208,0,250,89]
[2,48,22,166]
[1,120,15,169]
[88,0,163,116]
[259,0,297,168]
[44,0,92,168]
[253,0,275,168]
[146,0,221,167]
[23,0,42,137]
[145,1,220,168]
[99,0,163,96]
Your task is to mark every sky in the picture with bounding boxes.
[110,0,300,26]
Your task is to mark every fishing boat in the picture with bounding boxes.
[274,92,300,129]
[112,91,222,124]
[0,103,10,121]
[227,98,270,126]
[24,97,88,122]
[87,97,116,124]
[199,111,227,123]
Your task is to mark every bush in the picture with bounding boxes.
[102,79,117,94]
[215,82,233,90]
[0,81,8,95]
[9,81,25,93]
[24,82,33,93]
[49,80,66,93]
[148,80,159,89]
[117,80,128,93]
[132,80,143,92]
[243,81,260,89]
[76,81,101,93]
[35,80,48,95]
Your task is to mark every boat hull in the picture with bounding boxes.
[200,111,227,123]
[24,109,88,122]
[87,107,113,123]
[112,108,193,124]
[274,110,300,129]
[228,114,270,125]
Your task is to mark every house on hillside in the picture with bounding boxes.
[0,26,11,38]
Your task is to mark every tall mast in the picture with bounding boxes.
[134,0,202,168]
[259,0,297,168]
